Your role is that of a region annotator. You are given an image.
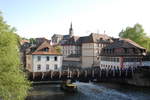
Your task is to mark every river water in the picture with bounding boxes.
[26,82,150,100]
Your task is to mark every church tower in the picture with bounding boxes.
[69,22,73,37]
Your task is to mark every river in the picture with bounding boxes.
[26,82,150,100]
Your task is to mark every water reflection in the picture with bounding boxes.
[26,82,150,100]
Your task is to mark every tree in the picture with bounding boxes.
[0,12,30,100]
[29,38,36,44]
[54,45,61,53]
[119,23,150,51]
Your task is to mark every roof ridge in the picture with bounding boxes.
[120,38,145,49]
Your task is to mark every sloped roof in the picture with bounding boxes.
[120,38,145,49]
[90,33,111,42]
[61,36,81,45]
[104,38,145,50]
[20,39,29,45]
[79,33,112,43]
[32,41,61,55]
[100,38,146,56]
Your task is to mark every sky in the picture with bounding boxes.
[0,0,150,39]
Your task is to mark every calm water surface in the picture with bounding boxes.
[26,82,150,100]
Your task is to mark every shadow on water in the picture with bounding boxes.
[26,82,150,100]
[26,84,88,100]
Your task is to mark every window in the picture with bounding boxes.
[71,50,73,54]
[54,56,57,61]
[46,64,49,70]
[37,56,41,61]
[42,47,49,52]
[46,56,49,61]
[54,64,58,70]
[117,58,119,62]
[45,48,49,52]
[97,43,99,47]
[37,64,41,70]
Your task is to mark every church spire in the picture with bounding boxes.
[69,22,73,37]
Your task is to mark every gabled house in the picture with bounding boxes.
[26,41,62,72]
[100,38,146,69]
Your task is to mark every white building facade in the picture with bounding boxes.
[99,39,146,69]
[26,41,62,72]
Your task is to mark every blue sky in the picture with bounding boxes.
[0,0,150,39]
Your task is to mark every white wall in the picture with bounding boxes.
[100,61,142,69]
[32,55,62,72]
[123,62,141,68]
[100,61,120,68]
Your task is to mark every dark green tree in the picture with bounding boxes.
[0,12,30,100]
[29,38,36,44]
[119,23,150,51]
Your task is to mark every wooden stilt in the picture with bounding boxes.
[77,69,80,78]
[59,71,61,79]
[70,71,72,78]
[119,68,121,77]
[85,70,87,77]
[92,69,94,77]
[42,72,44,79]
[131,67,134,77]
[67,68,70,78]
[106,68,108,77]
[113,68,115,77]
[125,68,128,77]
[99,69,101,78]
[51,71,53,79]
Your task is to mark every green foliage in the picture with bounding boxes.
[54,45,61,53]
[119,23,150,51]
[21,37,28,40]
[29,38,36,44]
[0,12,31,100]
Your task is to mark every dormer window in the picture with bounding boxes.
[43,47,49,52]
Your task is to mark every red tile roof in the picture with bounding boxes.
[21,39,29,45]
[32,51,61,55]
[32,41,61,55]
